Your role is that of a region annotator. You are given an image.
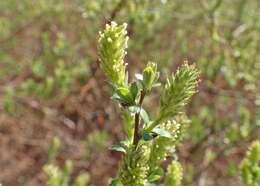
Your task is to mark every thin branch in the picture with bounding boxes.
[133,91,146,146]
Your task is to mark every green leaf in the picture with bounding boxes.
[135,63,159,91]
[110,144,126,153]
[130,82,138,100]
[140,108,150,123]
[128,106,141,113]
[113,87,135,106]
[110,141,127,153]
[111,93,121,100]
[143,66,154,87]
[147,167,164,182]
[109,179,123,186]
[110,140,129,154]
[111,92,129,105]
[152,127,172,139]
[142,62,158,91]
[117,87,131,98]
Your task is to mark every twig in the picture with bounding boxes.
[133,91,146,146]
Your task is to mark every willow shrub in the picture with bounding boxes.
[98,22,199,186]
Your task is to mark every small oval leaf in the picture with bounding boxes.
[152,127,172,139]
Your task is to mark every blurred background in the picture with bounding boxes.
[0,0,259,185]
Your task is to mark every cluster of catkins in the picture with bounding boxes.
[98,22,199,186]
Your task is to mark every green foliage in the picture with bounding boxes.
[20,59,88,98]
[83,131,109,159]
[43,161,90,186]
[2,86,15,114]
[1,0,259,185]
[43,160,73,186]
[0,0,90,109]
[240,141,260,186]
[138,62,160,92]
[72,173,90,186]
[99,22,199,186]
[43,137,90,186]
[48,136,61,161]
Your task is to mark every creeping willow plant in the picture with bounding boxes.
[98,22,199,186]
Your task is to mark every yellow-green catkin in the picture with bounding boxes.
[119,145,150,186]
[159,63,199,121]
[149,120,182,165]
[164,161,183,186]
[98,22,128,86]
[148,119,185,181]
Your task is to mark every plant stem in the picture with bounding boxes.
[133,91,146,146]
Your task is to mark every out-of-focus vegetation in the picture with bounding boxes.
[43,137,90,186]
[0,0,259,186]
[240,141,260,186]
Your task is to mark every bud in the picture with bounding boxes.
[142,62,159,91]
